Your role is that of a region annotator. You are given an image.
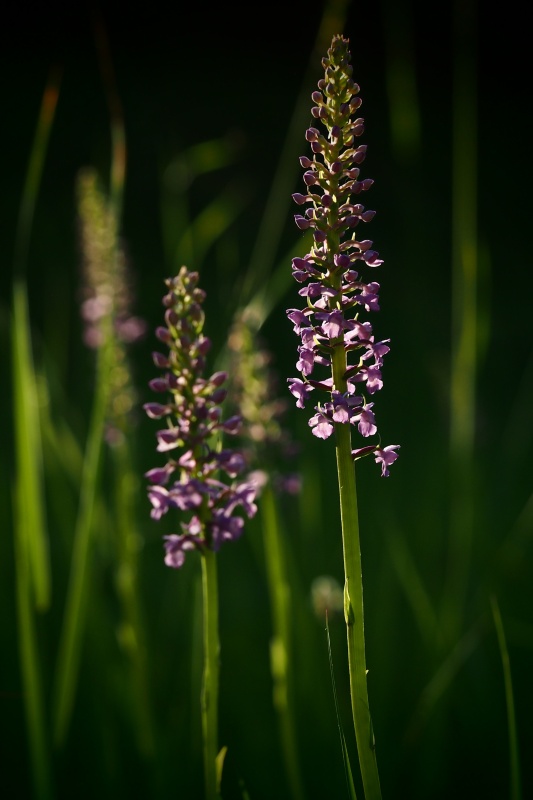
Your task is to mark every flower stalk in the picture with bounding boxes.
[145,268,258,798]
[201,547,220,800]
[287,34,399,798]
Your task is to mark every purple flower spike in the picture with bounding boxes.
[145,267,258,567]
[286,34,398,476]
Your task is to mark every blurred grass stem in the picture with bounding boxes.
[261,484,305,800]
[442,0,478,646]
[491,597,522,800]
[112,442,156,758]
[11,70,61,799]
[52,329,113,745]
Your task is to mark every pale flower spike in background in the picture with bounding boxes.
[287,34,399,476]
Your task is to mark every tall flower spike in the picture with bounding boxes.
[287,35,399,475]
[145,267,258,567]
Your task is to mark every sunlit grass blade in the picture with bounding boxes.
[261,484,305,800]
[160,136,243,269]
[13,68,61,280]
[13,483,53,800]
[491,597,522,800]
[325,612,358,800]
[241,233,313,331]
[52,336,112,746]
[11,67,61,610]
[112,440,156,758]
[10,72,60,792]
[175,184,248,268]
[12,282,51,611]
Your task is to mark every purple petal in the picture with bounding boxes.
[374,445,400,477]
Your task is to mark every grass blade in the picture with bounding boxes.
[52,337,112,746]
[12,282,51,611]
[13,481,53,799]
[261,484,305,800]
[491,597,522,800]
[325,613,358,800]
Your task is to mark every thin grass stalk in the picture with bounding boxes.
[201,548,221,800]
[491,597,522,800]
[12,284,50,611]
[52,329,113,746]
[11,300,49,797]
[13,69,61,280]
[11,69,60,609]
[326,612,358,800]
[261,484,305,800]
[112,441,156,759]
[10,72,59,797]
[441,0,478,646]
[91,7,126,220]
[12,294,51,792]
[13,484,53,800]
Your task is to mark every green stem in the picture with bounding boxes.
[112,442,156,759]
[52,334,111,746]
[13,485,53,800]
[261,484,305,800]
[332,345,382,800]
[491,597,522,800]
[201,548,221,800]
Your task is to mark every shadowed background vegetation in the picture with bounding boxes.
[1,1,532,798]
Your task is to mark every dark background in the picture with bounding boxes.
[1,1,532,798]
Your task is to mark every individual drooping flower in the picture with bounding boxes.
[145,267,258,568]
[227,306,301,495]
[287,35,399,476]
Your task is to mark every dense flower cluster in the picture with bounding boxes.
[145,267,258,567]
[287,34,399,476]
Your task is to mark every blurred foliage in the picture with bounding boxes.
[1,1,532,799]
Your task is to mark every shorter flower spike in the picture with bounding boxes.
[226,308,301,494]
[145,267,258,567]
[286,34,399,475]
